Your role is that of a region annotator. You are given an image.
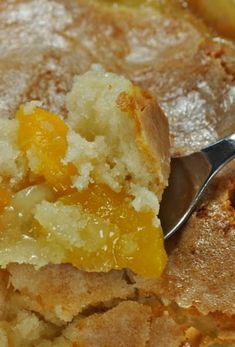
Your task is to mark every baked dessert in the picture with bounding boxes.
[0,65,170,277]
[0,0,234,346]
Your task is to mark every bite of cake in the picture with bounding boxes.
[0,65,170,278]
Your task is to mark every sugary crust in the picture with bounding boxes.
[2,260,235,346]
[147,314,185,347]
[65,301,151,347]
[8,264,135,324]
[160,164,235,315]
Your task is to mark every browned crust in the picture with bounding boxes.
[8,264,135,324]
[117,88,170,192]
[3,261,235,345]
[65,301,151,347]
[137,92,171,190]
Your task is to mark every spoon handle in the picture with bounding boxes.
[202,133,235,175]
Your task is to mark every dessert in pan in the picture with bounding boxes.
[0,0,234,346]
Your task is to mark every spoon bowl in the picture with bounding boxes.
[160,133,235,240]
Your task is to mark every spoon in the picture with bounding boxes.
[159,133,235,240]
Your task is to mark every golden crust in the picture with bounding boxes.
[8,264,135,324]
[160,164,235,315]
[137,93,170,189]
[147,313,185,347]
[0,262,235,345]
[64,301,151,347]
[116,88,170,190]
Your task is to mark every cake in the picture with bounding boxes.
[0,0,234,346]
[0,65,170,277]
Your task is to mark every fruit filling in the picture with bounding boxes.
[17,106,77,193]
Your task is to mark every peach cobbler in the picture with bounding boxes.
[0,66,170,278]
[0,0,235,346]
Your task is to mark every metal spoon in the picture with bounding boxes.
[159,133,235,240]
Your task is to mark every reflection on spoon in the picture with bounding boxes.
[160,133,235,240]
